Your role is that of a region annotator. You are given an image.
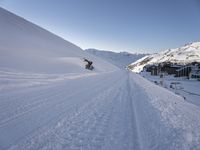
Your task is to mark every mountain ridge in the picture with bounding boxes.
[86,48,146,68]
[128,42,200,72]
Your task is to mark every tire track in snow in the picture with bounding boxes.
[9,72,143,150]
[0,71,125,150]
[102,73,142,150]
[127,74,142,150]
[9,76,125,150]
[129,72,200,150]
[0,72,120,127]
[1,71,148,150]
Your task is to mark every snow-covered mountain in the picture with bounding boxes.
[85,49,146,68]
[1,7,200,150]
[0,7,117,74]
[129,42,200,72]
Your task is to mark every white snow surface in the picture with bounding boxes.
[140,72,200,107]
[0,71,200,150]
[129,42,200,72]
[85,49,146,68]
[0,7,200,150]
[0,7,118,74]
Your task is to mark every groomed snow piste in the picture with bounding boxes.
[1,71,200,150]
[0,7,200,150]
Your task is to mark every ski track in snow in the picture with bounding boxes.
[0,70,200,150]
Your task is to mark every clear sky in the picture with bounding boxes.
[0,0,200,53]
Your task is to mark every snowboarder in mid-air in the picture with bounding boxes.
[84,58,94,70]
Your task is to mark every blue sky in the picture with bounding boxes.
[0,0,200,53]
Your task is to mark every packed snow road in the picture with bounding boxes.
[0,70,200,150]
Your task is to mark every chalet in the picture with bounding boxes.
[144,65,155,72]
[191,67,200,79]
[191,70,200,79]
[190,62,200,66]
[144,62,200,78]
[150,65,161,76]
[175,66,192,77]
[160,63,182,75]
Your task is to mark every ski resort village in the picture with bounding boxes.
[0,1,200,150]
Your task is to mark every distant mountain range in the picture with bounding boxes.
[128,42,200,73]
[85,49,146,68]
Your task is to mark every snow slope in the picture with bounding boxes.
[0,71,200,150]
[1,7,200,150]
[0,7,118,74]
[85,49,146,68]
[129,42,200,72]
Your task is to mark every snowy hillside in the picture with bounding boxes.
[0,7,117,74]
[1,7,200,150]
[1,70,200,150]
[85,49,146,68]
[129,42,200,72]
